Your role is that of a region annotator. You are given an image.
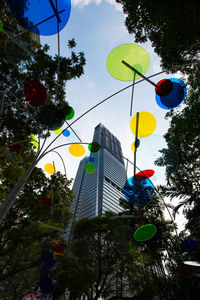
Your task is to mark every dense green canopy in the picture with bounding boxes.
[116,0,200,73]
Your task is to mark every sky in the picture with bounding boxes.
[37,0,186,231]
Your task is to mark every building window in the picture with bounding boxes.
[104,176,122,192]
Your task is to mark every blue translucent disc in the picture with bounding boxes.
[40,251,55,270]
[180,239,198,252]
[39,277,53,294]
[62,129,70,137]
[5,0,71,36]
[122,176,154,206]
[87,157,95,163]
[148,226,162,242]
[155,78,186,109]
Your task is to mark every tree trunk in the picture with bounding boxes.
[0,159,37,224]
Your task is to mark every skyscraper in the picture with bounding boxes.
[66,123,127,239]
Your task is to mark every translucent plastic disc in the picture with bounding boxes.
[69,144,85,157]
[106,44,150,81]
[5,0,71,36]
[134,224,157,242]
[130,111,156,138]
[53,126,62,135]
[123,176,154,206]
[64,106,74,120]
[134,169,155,181]
[84,162,96,174]
[155,78,187,109]
[88,142,100,152]
[24,80,47,107]
[62,129,70,137]
[44,163,56,175]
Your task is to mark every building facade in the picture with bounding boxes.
[66,123,127,240]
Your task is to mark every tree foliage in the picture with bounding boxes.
[0,0,86,297]
[116,0,200,73]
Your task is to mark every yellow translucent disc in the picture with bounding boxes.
[131,142,136,152]
[130,111,156,138]
[106,44,150,81]
[44,163,56,175]
[53,126,62,135]
[69,144,85,157]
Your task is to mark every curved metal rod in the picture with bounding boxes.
[40,69,167,157]
[36,142,90,163]
[39,140,179,243]
[51,150,67,177]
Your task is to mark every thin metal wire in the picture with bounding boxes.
[51,150,67,177]
[40,69,168,157]
[122,60,158,88]
[130,71,136,116]
[65,121,82,142]
[55,0,60,103]
[133,112,139,176]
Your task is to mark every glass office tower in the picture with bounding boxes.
[66,123,127,239]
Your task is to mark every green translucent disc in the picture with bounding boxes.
[84,162,96,174]
[106,44,150,81]
[134,224,157,242]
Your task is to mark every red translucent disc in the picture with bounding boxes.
[9,144,21,152]
[24,80,47,107]
[40,197,52,208]
[54,243,67,252]
[134,169,155,181]
[155,79,173,96]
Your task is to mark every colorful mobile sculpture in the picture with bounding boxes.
[107,43,187,112]
[5,0,71,36]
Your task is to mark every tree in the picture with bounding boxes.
[0,0,86,223]
[66,205,175,300]
[0,166,74,299]
[116,0,200,73]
